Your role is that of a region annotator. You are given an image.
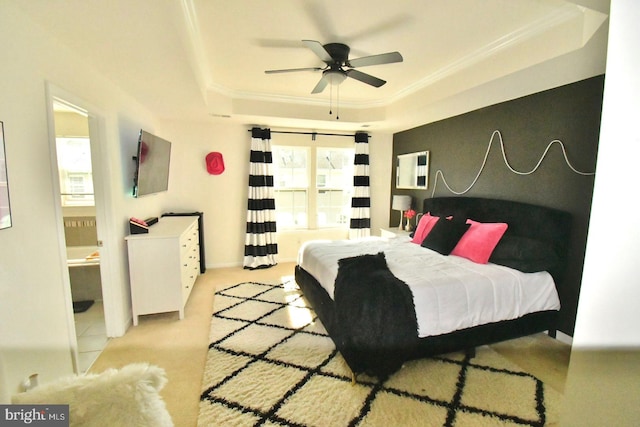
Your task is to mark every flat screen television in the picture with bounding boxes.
[133,130,172,197]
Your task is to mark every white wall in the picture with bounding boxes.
[572,0,640,350]
[0,3,159,401]
[159,120,393,267]
[158,120,249,267]
[561,0,640,423]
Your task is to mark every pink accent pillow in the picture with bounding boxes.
[411,213,439,244]
[451,219,508,264]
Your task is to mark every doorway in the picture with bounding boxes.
[51,97,108,372]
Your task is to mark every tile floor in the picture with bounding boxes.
[74,301,108,372]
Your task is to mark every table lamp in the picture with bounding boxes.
[392,195,412,230]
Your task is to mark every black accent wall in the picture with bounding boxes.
[392,75,605,335]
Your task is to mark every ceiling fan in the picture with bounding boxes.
[265,40,403,94]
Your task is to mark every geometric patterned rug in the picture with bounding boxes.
[198,281,562,426]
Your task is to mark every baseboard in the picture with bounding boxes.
[206,261,244,269]
[206,259,298,269]
[275,257,298,263]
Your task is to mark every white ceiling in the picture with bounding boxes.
[16,0,608,132]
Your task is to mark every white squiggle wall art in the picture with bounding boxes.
[431,129,596,197]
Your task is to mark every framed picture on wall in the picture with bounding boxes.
[0,121,12,229]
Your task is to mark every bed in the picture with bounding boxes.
[295,196,571,380]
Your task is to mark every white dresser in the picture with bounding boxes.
[125,216,200,325]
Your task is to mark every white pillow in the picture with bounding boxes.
[12,363,173,427]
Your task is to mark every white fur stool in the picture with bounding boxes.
[12,363,173,426]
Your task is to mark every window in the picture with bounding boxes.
[316,148,353,227]
[273,146,308,228]
[273,143,354,230]
[56,137,94,206]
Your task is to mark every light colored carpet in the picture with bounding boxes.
[90,263,569,426]
[198,281,562,426]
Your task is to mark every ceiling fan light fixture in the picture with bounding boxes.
[326,70,347,86]
[265,39,403,119]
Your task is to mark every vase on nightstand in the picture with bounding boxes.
[405,223,413,232]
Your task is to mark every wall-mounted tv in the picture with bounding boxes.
[133,129,172,197]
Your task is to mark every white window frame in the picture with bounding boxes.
[273,134,354,230]
[315,147,354,228]
[56,137,95,207]
[273,145,310,228]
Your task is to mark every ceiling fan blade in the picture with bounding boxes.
[346,69,386,87]
[347,51,403,68]
[302,40,333,63]
[311,74,329,94]
[265,67,323,74]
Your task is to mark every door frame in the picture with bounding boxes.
[45,83,117,373]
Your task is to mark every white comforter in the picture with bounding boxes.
[298,235,560,338]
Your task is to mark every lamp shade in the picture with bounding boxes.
[392,195,411,211]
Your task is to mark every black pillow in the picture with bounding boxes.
[420,218,470,255]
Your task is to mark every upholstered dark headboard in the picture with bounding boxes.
[423,196,572,327]
[423,197,570,253]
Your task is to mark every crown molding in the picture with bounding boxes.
[183,0,606,115]
[390,3,588,103]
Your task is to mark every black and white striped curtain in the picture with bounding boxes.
[417,153,428,187]
[243,127,278,269]
[349,132,371,239]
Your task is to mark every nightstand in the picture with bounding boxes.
[380,228,413,238]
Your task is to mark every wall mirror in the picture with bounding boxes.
[396,151,429,189]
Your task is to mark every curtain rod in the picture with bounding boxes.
[247,129,368,139]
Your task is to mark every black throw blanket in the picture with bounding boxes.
[333,252,418,380]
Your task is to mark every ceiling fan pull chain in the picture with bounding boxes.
[336,85,340,120]
[329,84,333,116]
